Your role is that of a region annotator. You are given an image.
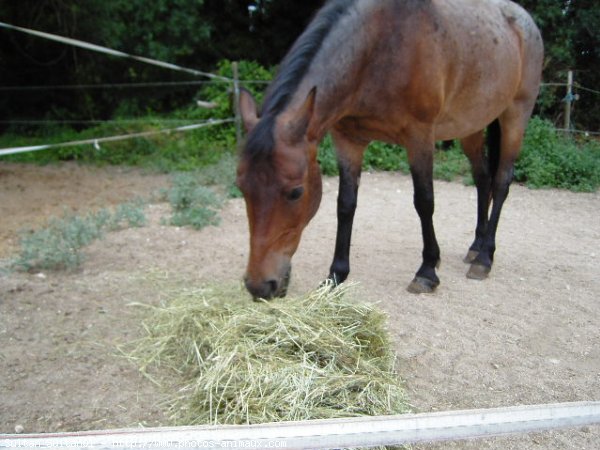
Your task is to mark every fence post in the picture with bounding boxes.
[564,70,574,131]
[232,62,243,148]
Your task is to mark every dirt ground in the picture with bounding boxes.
[0,161,598,449]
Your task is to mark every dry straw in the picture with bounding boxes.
[125,282,409,427]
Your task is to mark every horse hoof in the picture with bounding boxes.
[467,263,491,280]
[319,278,337,290]
[407,276,439,294]
[463,250,479,264]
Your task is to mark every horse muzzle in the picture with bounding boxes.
[244,265,291,300]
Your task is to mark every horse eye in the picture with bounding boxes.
[286,186,304,202]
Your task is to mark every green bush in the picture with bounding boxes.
[1,56,598,192]
[195,152,242,198]
[161,173,222,229]
[317,135,339,176]
[364,142,410,173]
[0,60,274,172]
[433,142,472,183]
[112,200,148,229]
[318,135,468,182]
[515,117,600,192]
[318,119,600,192]
[318,136,409,176]
[14,200,147,272]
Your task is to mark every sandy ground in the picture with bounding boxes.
[0,161,598,449]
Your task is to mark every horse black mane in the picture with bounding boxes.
[244,0,357,160]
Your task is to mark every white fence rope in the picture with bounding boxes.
[3,23,598,140]
[2,80,593,92]
[0,119,205,125]
[0,119,234,157]
[0,81,218,91]
[0,402,598,450]
[0,80,270,91]
[0,21,231,82]
[556,128,600,136]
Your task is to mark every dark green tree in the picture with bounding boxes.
[0,0,213,125]
[200,0,323,64]
[518,0,600,130]
[1,0,597,131]
[568,0,600,131]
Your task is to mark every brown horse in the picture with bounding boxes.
[236,0,544,299]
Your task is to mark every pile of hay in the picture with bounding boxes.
[127,282,409,426]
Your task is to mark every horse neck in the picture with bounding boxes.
[283,1,383,141]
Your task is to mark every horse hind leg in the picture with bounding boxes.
[461,122,499,266]
[466,108,528,280]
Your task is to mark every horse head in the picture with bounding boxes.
[236,88,322,299]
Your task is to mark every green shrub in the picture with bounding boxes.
[317,135,339,176]
[516,117,600,192]
[1,55,597,192]
[195,152,242,198]
[364,142,410,173]
[14,200,147,272]
[319,136,468,182]
[317,119,600,192]
[433,142,471,183]
[111,199,148,229]
[16,214,104,271]
[318,137,409,176]
[0,60,274,172]
[162,173,222,229]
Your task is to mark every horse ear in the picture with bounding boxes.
[239,88,259,133]
[287,87,317,143]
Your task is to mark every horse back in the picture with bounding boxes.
[316,0,543,143]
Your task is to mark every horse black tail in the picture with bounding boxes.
[486,119,501,180]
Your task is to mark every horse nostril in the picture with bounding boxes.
[266,279,279,297]
[244,277,279,300]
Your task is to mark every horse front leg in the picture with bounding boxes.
[327,131,367,286]
[407,140,441,294]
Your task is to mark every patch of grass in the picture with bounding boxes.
[111,200,148,229]
[318,135,468,182]
[0,121,235,173]
[433,142,472,183]
[160,152,244,230]
[13,199,147,272]
[0,60,272,173]
[124,282,410,426]
[10,154,235,273]
[318,136,409,176]
[515,117,600,192]
[318,118,600,192]
[195,152,242,199]
[161,173,222,229]
[364,142,410,173]
[317,135,339,176]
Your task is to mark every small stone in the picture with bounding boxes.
[15,424,24,434]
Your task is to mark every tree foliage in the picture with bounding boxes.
[519,0,600,128]
[0,0,598,130]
